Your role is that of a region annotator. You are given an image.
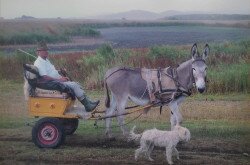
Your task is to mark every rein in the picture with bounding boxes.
[105,67,139,81]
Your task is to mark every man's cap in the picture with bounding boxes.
[37,41,48,51]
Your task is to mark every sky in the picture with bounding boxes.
[1,0,250,19]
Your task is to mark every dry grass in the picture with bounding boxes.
[1,79,249,120]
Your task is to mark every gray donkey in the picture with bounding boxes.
[104,43,209,138]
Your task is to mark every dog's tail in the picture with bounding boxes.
[128,126,142,142]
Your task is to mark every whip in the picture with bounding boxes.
[17,49,37,59]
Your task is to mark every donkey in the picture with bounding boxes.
[104,43,209,138]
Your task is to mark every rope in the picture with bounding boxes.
[89,104,154,120]
[89,103,156,129]
[139,86,148,100]
[93,113,143,129]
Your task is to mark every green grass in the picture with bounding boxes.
[184,120,249,139]
[0,25,100,45]
[0,117,248,140]
[0,32,69,45]
[189,93,250,101]
[208,62,250,93]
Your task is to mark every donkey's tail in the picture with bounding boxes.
[128,126,142,142]
[105,81,110,108]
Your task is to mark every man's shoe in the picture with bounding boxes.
[90,100,100,105]
[80,98,100,112]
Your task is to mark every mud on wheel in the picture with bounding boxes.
[32,117,65,148]
[61,118,79,135]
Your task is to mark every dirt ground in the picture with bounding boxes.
[0,130,249,165]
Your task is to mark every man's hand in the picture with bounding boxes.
[59,77,70,82]
[59,68,67,77]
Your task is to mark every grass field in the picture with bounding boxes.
[0,80,249,164]
[0,19,249,164]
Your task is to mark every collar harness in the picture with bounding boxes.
[154,59,206,109]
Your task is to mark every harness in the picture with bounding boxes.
[154,58,206,112]
[155,67,192,100]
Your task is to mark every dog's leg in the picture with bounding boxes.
[165,147,173,165]
[147,143,154,161]
[173,147,179,160]
[135,141,147,161]
[135,147,143,161]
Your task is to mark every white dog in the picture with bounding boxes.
[128,125,191,165]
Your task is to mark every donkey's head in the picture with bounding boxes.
[191,43,210,93]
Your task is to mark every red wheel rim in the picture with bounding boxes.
[38,123,59,145]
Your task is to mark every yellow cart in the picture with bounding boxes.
[28,88,88,148]
[24,64,98,148]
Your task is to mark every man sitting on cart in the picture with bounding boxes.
[34,41,99,112]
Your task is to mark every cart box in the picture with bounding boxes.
[28,97,75,118]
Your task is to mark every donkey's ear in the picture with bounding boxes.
[191,43,198,60]
[202,44,210,60]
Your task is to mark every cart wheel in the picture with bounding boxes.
[62,118,79,135]
[32,117,65,148]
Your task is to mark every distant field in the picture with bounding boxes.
[0,19,250,52]
[98,26,250,49]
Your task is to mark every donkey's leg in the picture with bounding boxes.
[169,101,183,130]
[116,96,129,136]
[105,94,117,138]
[170,112,177,130]
[169,96,186,129]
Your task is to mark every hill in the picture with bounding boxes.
[91,10,160,20]
[91,10,250,21]
[165,14,250,20]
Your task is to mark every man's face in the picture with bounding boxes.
[37,50,48,59]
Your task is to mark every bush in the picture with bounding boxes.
[0,32,69,45]
[148,45,188,61]
[83,44,115,69]
[64,26,100,37]
[0,25,100,45]
[208,62,249,93]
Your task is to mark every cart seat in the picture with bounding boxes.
[23,64,75,100]
[35,88,69,99]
